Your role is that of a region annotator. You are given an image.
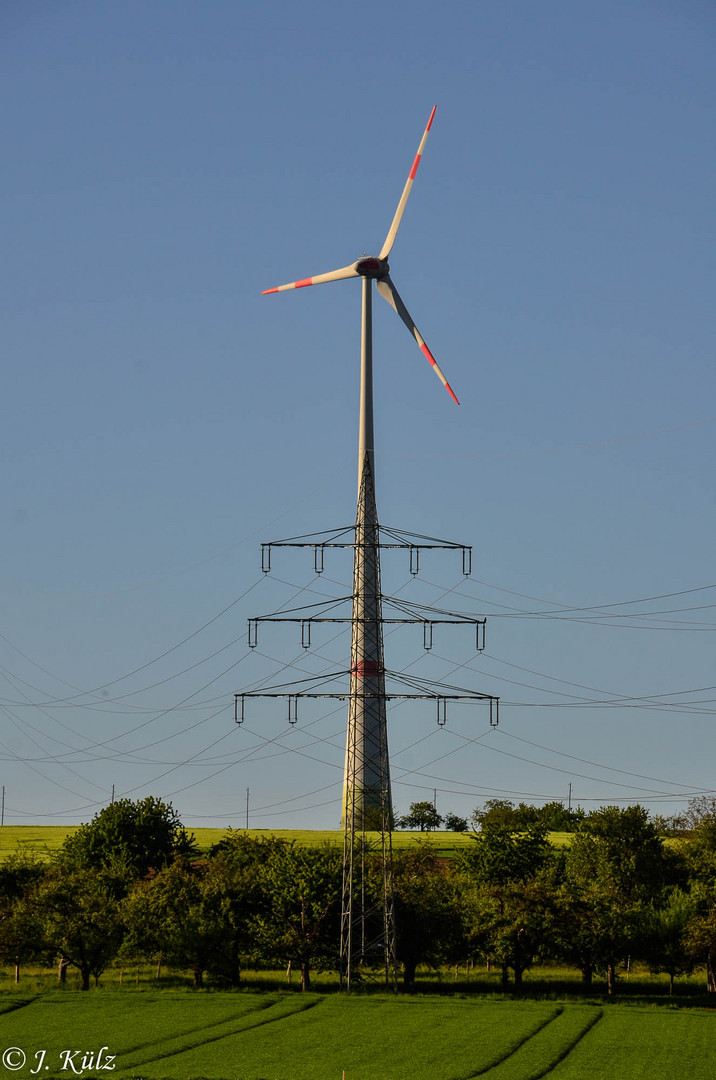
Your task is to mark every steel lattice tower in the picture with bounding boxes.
[343,450,390,831]
[236,108,500,993]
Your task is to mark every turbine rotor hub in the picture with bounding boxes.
[355,256,389,279]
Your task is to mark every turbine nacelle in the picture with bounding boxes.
[355,257,389,279]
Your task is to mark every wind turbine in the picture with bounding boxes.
[262,106,458,407]
[260,109,472,989]
[262,106,457,834]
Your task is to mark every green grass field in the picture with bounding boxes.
[0,825,479,862]
[0,990,713,1079]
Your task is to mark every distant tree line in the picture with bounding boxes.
[396,798,587,833]
[3,795,716,994]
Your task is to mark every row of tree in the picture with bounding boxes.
[397,797,586,833]
[399,795,716,835]
[3,796,716,994]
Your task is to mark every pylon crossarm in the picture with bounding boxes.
[236,691,496,701]
[235,689,499,726]
[262,525,469,548]
[246,613,488,652]
[260,525,471,577]
[249,593,486,623]
[248,596,487,651]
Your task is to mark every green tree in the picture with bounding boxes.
[0,853,46,982]
[684,885,716,993]
[643,888,696,995]
[564,805,671,994]
[400,801,443,831]
[465,869,559,990]
[681,800,716,885]
[461,820,555,989]
[683,796,716,835]
[680,806,716,994]
[205,832,281,977]
[463,819,551,885]
[443,812,469,832]
[552,878,611,988]
[393,844,465,985]
[536,801,585,832]
[472,800,584,834]
[250,842,342,991]
[61,796,197,878]
[122,857,236,987]
[471,799,517,830]
[36,865,127,990]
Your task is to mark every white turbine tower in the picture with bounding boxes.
[263,105,457,825]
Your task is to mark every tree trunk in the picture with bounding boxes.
[286,960,292,982]
[607,963,616,996]
[669,972,675,996]
[501,964,509,990]
[513,965,524,991]
[403,958,417,987]
[80,965,91,991]
[581,963,593,987]
[14,959,19,984]
[193,967,204,988]
[301,959,310,992]
[58,958,69,984]
[706,958,716,993]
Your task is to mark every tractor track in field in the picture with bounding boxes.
[528,1008,603,1079]
[116,997,322,1072]
[457,1006,564,1078]
[462,1006,604,1080]
[117,996,280,1056]
[0,996,39,1016]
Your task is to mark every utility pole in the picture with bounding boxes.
[1,785,4,826]
[246,787,249,830]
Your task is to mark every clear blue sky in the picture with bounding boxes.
[2,1,715,828]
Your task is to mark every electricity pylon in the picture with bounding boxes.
[235,109,499,991]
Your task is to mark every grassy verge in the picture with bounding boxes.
[0,960,711,1005]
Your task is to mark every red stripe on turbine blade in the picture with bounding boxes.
[261,287,279,295]
[408,153,422,181]
[295,278,314,288]
[420,342,437,368]
[420,344,460,403]
[426,105,437,131]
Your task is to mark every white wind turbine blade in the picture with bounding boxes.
[262,263,359,294]
[376,275,459,404]
[379,106,436,261]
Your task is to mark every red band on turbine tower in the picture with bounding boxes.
[351,659,383,677]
